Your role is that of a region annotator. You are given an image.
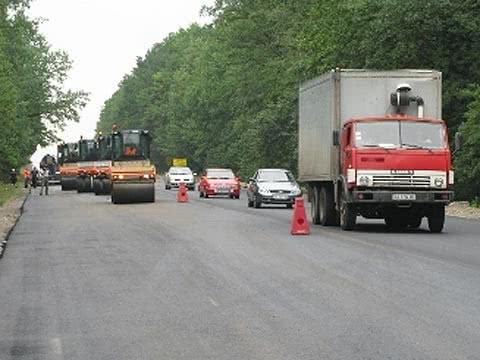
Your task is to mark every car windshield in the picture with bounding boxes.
[258,170,294,182]
[355,121,446,149]
[207,170,235,179]
[170,168,191,175]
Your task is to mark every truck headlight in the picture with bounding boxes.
[434,177,444,187]
[448,170,454,185]
[358,176,370,186]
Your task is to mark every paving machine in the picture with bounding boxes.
[93,133,113,195]
[110,129,156,204]
[77,138,97,193]
[58,142,79,190]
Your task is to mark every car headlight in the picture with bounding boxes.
[434,177,445,188]
[291,187,302,196]
[258,187,270,196]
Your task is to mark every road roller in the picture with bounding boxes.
[110,129,156,204]
[58,142,79,191]
[77,138,97,193]
[93,133,112,195]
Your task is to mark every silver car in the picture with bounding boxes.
[165,167,195,190]
[246,168,302,208]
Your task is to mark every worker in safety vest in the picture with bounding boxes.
[23,168,31,191]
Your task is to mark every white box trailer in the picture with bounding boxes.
[298,69,442,182]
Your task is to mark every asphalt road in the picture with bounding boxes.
[0,183,479,360]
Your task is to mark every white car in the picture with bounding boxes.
[165,167,195,190]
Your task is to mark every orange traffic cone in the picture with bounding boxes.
[291,198,310,235]
[177,183,189,203]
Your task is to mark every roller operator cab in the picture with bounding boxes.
[77,138,97,193]
[57,142,79,191]
[299,69,453,232]
[92,134,113,195]
[110,129,156,204]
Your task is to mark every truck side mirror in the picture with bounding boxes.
[333,130,340,146]
[454,132,463,152]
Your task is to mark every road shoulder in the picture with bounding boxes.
[0,191,28,258]
[446,201,480,220]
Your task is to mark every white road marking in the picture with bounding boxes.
[209,297,218,307]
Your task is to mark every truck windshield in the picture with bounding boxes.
[355,121,446,149]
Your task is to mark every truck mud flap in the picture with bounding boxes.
[111,182,155,204]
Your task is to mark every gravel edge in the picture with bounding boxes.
[0,193,28,259]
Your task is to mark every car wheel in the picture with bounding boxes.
[254,194,262,208]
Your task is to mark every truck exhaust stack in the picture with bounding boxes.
[390,83,425,118]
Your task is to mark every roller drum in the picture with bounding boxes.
[94,179,112,195]
[61,177,77,191]
[77,176,93,193]
[111,182,155,204]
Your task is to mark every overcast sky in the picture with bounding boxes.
[29,0,213,166]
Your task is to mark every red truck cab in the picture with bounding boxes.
[339,116,453,231]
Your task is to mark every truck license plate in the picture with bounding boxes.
[392,194,416,201]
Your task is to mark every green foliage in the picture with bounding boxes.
[0,0,88,178]
[98,0,480,196]
[455,86,480,199]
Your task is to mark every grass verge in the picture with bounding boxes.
[0,182,25,207]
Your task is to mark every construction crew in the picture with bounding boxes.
[9,169,17,187]
[31,167,39,189]
[23,167,31,190]
[39,167,49,196]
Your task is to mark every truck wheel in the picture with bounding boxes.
[311,185,321,224]
[340,192,356,231]
[428,205,445,233]
[319,186,337,226]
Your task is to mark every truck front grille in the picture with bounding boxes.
[372,175,430,188]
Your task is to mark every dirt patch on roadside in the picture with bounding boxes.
[446,201,480,220]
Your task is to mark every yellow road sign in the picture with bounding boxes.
[173,158,187,167]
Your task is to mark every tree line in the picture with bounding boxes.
[0,0,86,179]
[96,0,479,200]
